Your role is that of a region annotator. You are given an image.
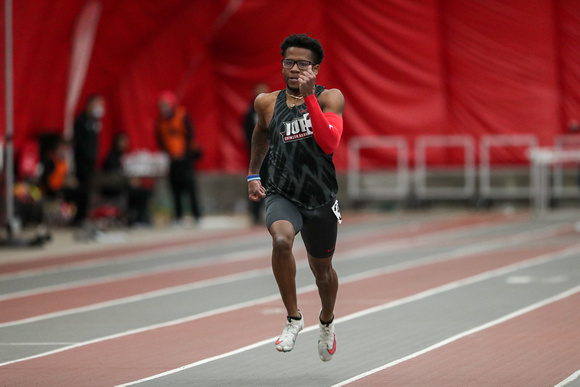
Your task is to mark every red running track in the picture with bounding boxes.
[1,229,576,386]
[0,212,521,323]
[348,293,580,387]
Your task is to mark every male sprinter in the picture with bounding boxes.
[247,33,344,362]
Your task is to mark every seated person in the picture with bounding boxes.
[102,132,153,226]
[101,132,129,198]
[40,137,71,198]
[38,136,76,225]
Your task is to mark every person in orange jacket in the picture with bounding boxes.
[40,136,69,197]
[156,90,202,225]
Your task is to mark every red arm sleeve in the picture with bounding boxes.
[304,94,343,155]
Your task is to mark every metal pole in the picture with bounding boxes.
[4,0,15,237]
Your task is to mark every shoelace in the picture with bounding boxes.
[319,324,333,341]
[281,320,301,338]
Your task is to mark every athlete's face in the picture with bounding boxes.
[282,47,320,92]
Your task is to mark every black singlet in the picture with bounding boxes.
[266,85,338,210]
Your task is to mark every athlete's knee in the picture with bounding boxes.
[272,234,293,255]
[310,261,335,284]
[269,220,296,255]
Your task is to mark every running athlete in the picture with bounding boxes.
[247,33,345,362]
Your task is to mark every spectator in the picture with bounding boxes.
[102,132,152,227]
[102,132,129,174]
[71,94,105,227]
[40,136,70,198]
[155,90,202,226]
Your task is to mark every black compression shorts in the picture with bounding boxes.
[265,194,340,258]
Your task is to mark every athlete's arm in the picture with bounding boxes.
[299,66,345,155]
[247,93,272,201]
[304,90,344,154]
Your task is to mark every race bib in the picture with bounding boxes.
[332,200,342,224]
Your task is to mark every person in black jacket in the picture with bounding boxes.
[71,94,105,227]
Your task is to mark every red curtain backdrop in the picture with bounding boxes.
[1,0,580,172]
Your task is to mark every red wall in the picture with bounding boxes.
[1,0,579,172]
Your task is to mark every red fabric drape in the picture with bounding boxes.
[1,0,580,172]
[444,0,561,164]
[558,1,580,129]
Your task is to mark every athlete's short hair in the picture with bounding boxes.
[280,33,324,65]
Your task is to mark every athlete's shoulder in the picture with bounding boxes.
[254,90,281,112]
[319,88,344,100]
[318,88,345,114]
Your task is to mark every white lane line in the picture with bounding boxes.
[0,219,492,300]
[333,285,580,387]
[0,226,402,298]
[0,238,270,282]
[0,231,268,281]
[0,342,78,346]
[0,215,404,281]
[555,370,580,387]
[0,291,292,368]
[0,267,272,329]
[0,223,567,328]
[114,244,580,386]
[0,246,272,302]
[0,213,528,283]
[0,215,560,303]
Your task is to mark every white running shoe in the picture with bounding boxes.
[318,314,336,362]
[275,312,304,352]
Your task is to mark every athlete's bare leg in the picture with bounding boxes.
[269,220,300,317]
[308,253,338,323]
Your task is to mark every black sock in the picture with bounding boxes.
[320,315,334,326]
[287,314,302,321]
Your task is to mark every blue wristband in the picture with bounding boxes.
[247,174,261,182]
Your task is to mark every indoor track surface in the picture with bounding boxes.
[1,209,579,386]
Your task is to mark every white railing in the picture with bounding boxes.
[122,150,169,177]
[414,135,475,199]
[528,147,580,215]
[479,135,538,200]
[552,135,580,198]
[347,134,580,215]
[347,136,409,200]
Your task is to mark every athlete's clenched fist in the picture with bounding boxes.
[248,180,266,202]
[298,65,317,97]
